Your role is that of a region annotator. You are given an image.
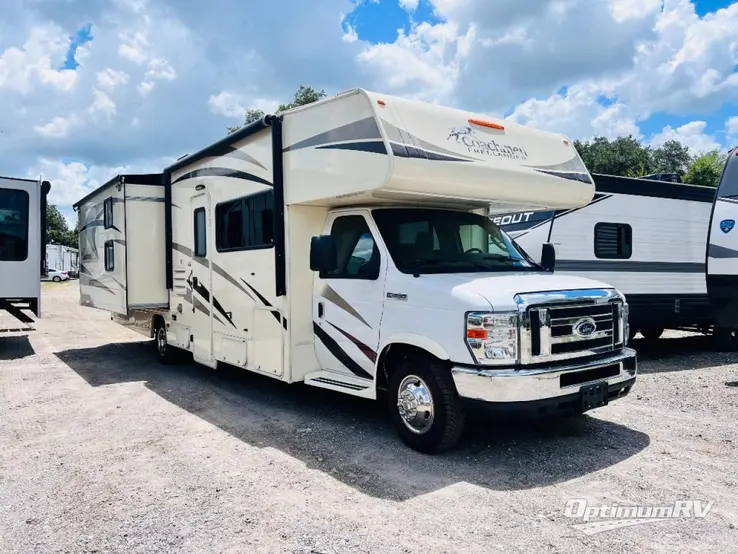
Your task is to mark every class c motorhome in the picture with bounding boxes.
[74,89,637,453]
[0,176,50,332]
[494,155,738,349]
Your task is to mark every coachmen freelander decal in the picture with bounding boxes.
[447,126,528,160]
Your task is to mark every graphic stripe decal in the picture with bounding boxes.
[240,279,288,330]
[325,322,377,363]
[321,284,371,328]
[381,120,478,161]
[556,260,705,273]
[313,323,373,380]
[172,167,272,186]
[390,142,473,162]
[708,244,738,259]
[316,141,387,155]
[284,117,382,152]
[500,193,611,238]
[533,169,593,184]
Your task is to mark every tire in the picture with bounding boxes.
[387,357,466,454]
[52,276,61,282]
[154,322,179,364]
[640,326,664,341]
[713,327,738,352]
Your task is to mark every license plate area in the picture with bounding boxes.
[579,380,610,411]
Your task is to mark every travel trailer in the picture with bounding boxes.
[46,244,79,278]
[74,89,637,453]
[494,164,738,349]
[0,176,50,332]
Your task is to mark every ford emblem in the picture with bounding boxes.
[573,317,597,338]
[720,219,735,234]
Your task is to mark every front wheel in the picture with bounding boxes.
[52,276,61,282]
[387,358,466,454]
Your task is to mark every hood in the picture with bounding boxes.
[414,271,618,312]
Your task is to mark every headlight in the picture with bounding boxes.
[466,311,518,365]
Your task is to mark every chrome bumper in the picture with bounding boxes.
[451,348,637,404]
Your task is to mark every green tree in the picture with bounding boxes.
[649,140,693,176]
[684,150,727,187]
[46,204,77,248]
[574,135,654,177]
[227,85,327,134]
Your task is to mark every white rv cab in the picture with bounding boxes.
[75,90,637,452]
[1,176,50,332]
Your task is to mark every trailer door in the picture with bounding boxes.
[189,192,215,366]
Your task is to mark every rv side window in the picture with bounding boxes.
[215,190,274,252]
[103,198,114,229]
[321,215,380,280]
[194,207,207,257]
[0,187,30,262]
[594,223,632,259]
[104,240,114,271]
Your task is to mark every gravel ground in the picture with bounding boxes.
[1,282,737,554]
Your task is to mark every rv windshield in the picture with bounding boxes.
[372,208,541,275]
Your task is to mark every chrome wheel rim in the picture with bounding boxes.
[157,327,167,356]
[396,374,435,435]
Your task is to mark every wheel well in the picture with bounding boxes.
[376,343,447,391]
[151,314,165,338]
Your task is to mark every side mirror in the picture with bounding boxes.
[310,235,337,272]
[541,242,556,272]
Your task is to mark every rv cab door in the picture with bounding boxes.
[312,211,386,382]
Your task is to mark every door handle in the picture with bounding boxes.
[192,276,199,287]
[318,302,324,318]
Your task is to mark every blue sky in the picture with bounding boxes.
[1,0,737,221]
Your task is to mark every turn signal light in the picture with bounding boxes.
[468,118,505,131]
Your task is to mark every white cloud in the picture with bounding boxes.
[96,68,129,92]
[118,30,149,64]
[89,90,116,121]
[726,116,738,141]
[208,91,279,119]
[399,0,419,11]
[649,120,722,153]
[0,25,77,94]
[145,57,176,80]
[33,115,79,138]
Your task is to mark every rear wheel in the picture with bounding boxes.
[713,327,738,352]
[387,357,466,454]
[640,326,664,341]
[153,320,178,364]
[52,276,61,282]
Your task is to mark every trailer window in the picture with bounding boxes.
[104,240,114,271]
[321,215,380,280]
[194,207,207,257]
[215,190,274,252]
[0,187,29,262]
[594,223,632,259]
[103,197,114,229]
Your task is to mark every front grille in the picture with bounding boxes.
[520,295,624,363]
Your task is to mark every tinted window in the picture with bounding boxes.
[372,208,539,275]
[194,207,207,257]
[0,187,29,261]
[103,197,114,229]
[594,223,632,259]
[717,152,738,199]
[104,240,114,271]
[216,190,274,251]
[321,215,380,280]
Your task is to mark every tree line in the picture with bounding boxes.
[227,85,730,188]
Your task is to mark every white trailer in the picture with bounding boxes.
[493,164,738,348]
[1,176,51,332]
[46,244,79,277]
[74,89,637,453]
